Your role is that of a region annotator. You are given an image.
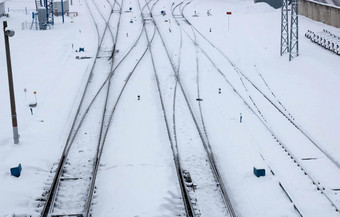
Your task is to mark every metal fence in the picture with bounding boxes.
[21,20,54,30]
[8,8,36,15]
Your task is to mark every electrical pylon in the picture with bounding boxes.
[280,0,289,56]
[289,0,299,61]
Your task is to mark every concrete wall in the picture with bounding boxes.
[299,0,340,28]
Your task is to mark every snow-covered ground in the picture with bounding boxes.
[0,0,339,216]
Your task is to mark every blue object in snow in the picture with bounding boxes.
[129,7,132,11]
[10,164,22,177]
[253,167,265,177]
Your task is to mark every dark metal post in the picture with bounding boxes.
[3,21,19,144]
[61,0,64,23]
[45,0,49,23]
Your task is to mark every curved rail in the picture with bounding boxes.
[140,0,195,216]
[181,1,340,171]
[40,0,150,215]
[148,0,236,216]
[176,1,340,213]
[172,3,237,216]
[40,0,117,215]
[83,0,123,215]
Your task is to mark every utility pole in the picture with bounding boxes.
[61,0,64,23]
[3,21,20,144]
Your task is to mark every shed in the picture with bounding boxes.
[254,0,282,9]
[53,0,69,16]
[0,1,6,17]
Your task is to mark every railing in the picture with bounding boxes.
[305,29,340,55]
[7,8,36,15]
[21,20,54,30]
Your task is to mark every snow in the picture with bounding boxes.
[0,0,339,216]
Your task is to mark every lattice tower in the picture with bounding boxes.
[289,0,299,61]
[280,0,289,56]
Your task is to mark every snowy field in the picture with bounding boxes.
[0,0,339,216]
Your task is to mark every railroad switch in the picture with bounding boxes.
[302,158,317,160]
[183,170,192,182]
[183,170,196,191]
[29,102,37,107]
[50,214,83,217]
[76,56,91,60]
[60,177,80,181]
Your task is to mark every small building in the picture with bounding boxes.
[0,1,6,17]
[254,0,282,9]
[53,0,69,16]
[38,7,47,29]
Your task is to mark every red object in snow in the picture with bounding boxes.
[226,12,232,15]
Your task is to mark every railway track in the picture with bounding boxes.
[35,0,161,216]
[38,0,163,214]
[39,0,122,215]
[179,0,340,170]
[142,0,237,216]
[174,0,340,215]
[139,1,196,216]
[39,0,227,215]
[36,0,339,216]
[171,3,234,217]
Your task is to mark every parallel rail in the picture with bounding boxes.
[171,2,236,216]
[177,0,340,214]
[40,0,153,215]
[40,0,118,215]
[146,0,236,216]
[139,0,196,216]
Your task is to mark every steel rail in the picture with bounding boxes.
[140,0,195,216]
[41,0,151,214]
[172,3,224,217]
[148,0,235,216]
[40,0,115,215]
[49,5,146,165]
[88,0,189,215]
[177,2,340,213]
[41,0,120,215]
[181,1,340,171]
[170,2,182,159]
[177,1,212,158]
[83,0,123,215]
[85,4,157,216]
[170,2,237,216]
